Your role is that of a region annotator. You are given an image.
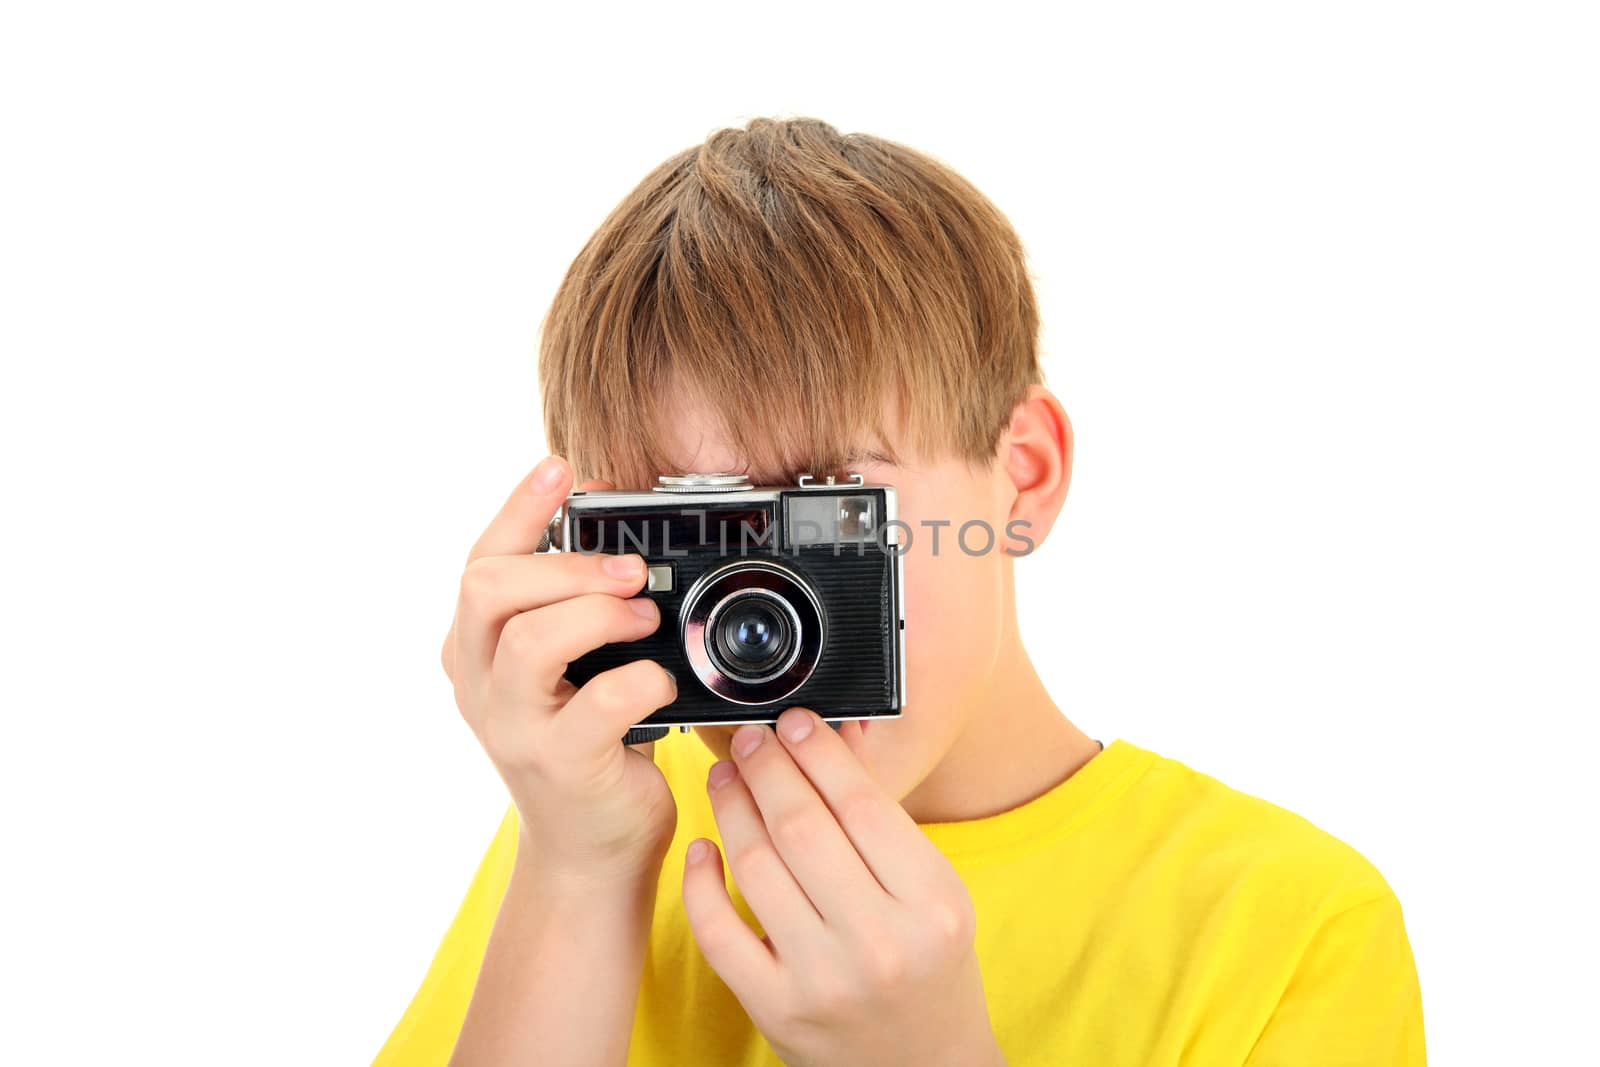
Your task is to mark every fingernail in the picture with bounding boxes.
[604,554,643,580]
[531,457,564,493]
[628,597,658,619]
[687,839,710,863]
[707,760,737,791]
[732,724,765,758]
[778,707,813,743]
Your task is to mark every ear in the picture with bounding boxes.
[1000,385,1073,550]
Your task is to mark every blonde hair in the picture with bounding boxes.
[538,116,1042,487]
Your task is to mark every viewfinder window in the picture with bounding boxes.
[787,494,876,546]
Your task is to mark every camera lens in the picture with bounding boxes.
[679,561,826,705]
[713,596,794,677]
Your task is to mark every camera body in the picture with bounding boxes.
[552,472,906,744]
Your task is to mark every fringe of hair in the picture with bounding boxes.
[538,116,1042,488]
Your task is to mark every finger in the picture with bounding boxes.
[456,552,648,678]
[440,475,617,681]
[467,456,572,564]
[771,707,948,902]
[681,838,781,1005]
[837,717,875,769]
[703,754,824,952]
[726,720,890,925]
[551,657,678,753]
[490,593,662,710]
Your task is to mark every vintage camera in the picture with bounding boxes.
[546,472,906,745]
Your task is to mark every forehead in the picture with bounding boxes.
[653,389,897,486]
[655,404,750,475]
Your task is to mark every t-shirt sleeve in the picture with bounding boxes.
[1243,890,1426,1066]
[371,805,520,1067]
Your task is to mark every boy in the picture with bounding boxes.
[375,117,1424,1065]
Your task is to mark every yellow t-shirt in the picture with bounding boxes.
[374,737,1425,1065]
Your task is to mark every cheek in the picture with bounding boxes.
[901,543,1004,698]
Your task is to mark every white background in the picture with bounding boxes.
[2,2,1595,1064]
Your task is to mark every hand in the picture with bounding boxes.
[441,456,680,887]
[681,708,1006,1067]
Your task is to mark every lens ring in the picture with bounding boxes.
[679,560,826,706]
